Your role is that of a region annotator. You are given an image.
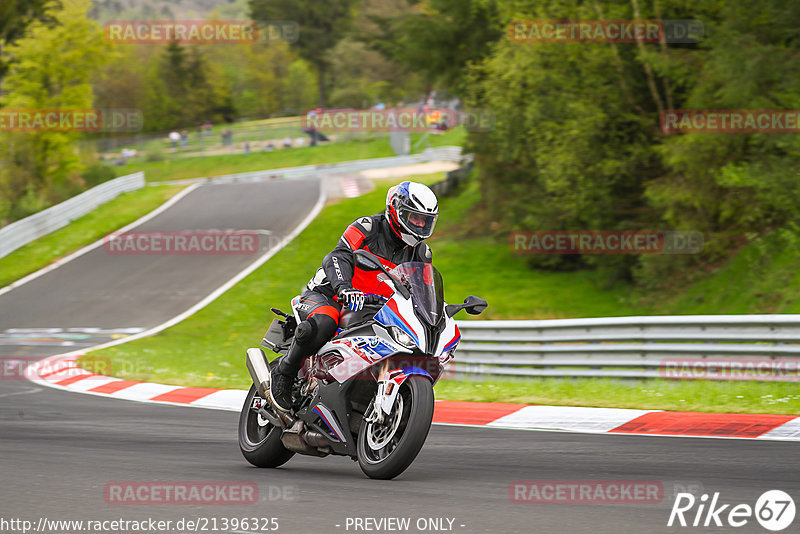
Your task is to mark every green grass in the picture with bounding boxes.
[433,377,800,415]
[115,129,466,183]
[431,179,642,319]
[0,185,185,289]
[648,234,800,315]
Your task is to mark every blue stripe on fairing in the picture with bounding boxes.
[374,307,420,346]
[402,366,433,381]
[443,336,461,353]
[312,405,344,442]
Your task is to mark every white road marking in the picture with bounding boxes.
[0,184,200,298]
[0,387,41,398]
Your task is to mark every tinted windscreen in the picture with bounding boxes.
[389,262,444,326]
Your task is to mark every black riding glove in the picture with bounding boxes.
[337,287,365,311]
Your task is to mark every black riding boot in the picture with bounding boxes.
[269,316,336,412]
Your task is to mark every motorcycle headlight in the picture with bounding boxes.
[390,326,415,348]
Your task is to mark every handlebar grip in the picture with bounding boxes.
[363,294,387,305]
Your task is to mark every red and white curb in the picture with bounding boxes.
[26,354,800,442]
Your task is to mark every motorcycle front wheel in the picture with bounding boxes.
[357,375,434,480]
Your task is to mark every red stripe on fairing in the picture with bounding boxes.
[609,411,797,438]
[433,400,525,426]
[444,325,461,351]
[387,298,418,337]
[343,225,366,249]
[150,387,222,403]
[313,406,344,441]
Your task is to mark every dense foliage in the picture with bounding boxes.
[2,0,798,292]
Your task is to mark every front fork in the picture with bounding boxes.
[366,361,411,425]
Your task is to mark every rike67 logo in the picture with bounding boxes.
[668,490,795,531]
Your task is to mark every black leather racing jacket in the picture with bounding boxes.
[306,213,432,299]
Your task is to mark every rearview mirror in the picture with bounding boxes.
[464,295,488,315]
[445,295,488,317]
[354,250,382,271]
[353,249,411,299]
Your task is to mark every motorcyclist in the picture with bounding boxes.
[268,181,439,412]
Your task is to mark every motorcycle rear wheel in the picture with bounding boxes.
[357,376,434,480]
[238,384,295,468]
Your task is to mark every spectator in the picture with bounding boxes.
[282,137,292,148]
[222,128,233,146]
[169,130,180,148]
[305,107,322,146]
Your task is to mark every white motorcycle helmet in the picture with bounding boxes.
[385,181,439,246]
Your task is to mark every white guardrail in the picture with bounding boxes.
[0,172,145,259]
[453,315,800,381]
[151,146,465,185]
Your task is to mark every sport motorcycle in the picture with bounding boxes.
[238,249,487,479]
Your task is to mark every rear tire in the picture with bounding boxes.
[357,376,434,480]
[238,384,294,468]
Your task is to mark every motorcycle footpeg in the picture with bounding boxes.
[257,406,282,427]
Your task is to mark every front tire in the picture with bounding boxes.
[357,376,434,480]
[238,384,294,468]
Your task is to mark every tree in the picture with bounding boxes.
[281,59,318,113]
[249,0,358,105]
[0,0,56,81]
[361,0,503,93]
[0,0,111,223]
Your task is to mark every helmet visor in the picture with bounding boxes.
[398,207,438,239]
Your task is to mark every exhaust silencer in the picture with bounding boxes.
[246,347,271,398]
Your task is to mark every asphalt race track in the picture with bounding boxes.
[1,178,798,534]
[0,179,320,359]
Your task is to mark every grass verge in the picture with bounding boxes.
[0,185,185,289]
[117,130,466,183]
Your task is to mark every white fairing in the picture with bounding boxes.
[435,314,461,359]
[391,292,426,350]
